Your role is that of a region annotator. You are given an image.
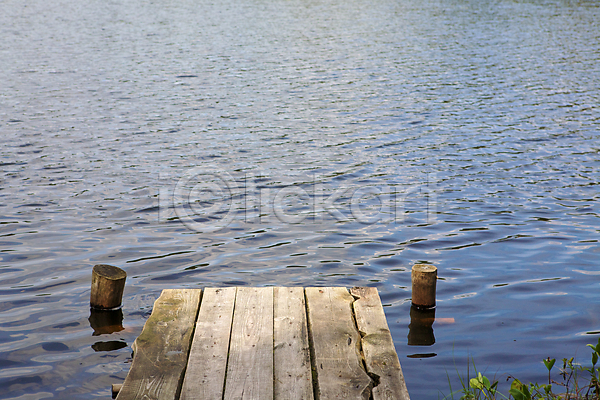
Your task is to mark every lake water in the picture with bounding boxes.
[1,0,599,398]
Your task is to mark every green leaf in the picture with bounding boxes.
[543,357,556,372]
[511,379,524,391]
[469,377,483,390]
[509,388,527,400]
[490,380,498,393]
[522,384,531,398]
[482,374,491,390]
[593,351,598,367]
[543,384,552,394]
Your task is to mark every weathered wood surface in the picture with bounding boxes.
[274,287,314,400]
[116,289,201,400]
[352,287,411,400]
[180,287,236,400]
[223,287,274,400]
[117,286,410,400]
[305,287,373,400]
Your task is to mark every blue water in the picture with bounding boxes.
[1,0,599,398]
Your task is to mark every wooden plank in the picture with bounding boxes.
[116,289,201,400]
[351,287,410,400]
[274,287,314,400]
[223,287,274,400]
[180,287,236,400]
[305,287,373,400]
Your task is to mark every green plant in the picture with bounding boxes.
[442,358,506,400]
[470,372,501,400]
[586,339,600,398]
[443,338,600,400]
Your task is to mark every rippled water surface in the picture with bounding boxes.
[1,0,599,398]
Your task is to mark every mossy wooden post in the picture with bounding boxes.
[90,264,127,309]
[411,264,437,309]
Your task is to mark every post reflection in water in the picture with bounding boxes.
[89,308,128,352]
[408,305,436,347]
[89,308,124,336]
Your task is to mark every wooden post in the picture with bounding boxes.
[112,383,123,399]
[411,264,437,309]
[90,264,127,310]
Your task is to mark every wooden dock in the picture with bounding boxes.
[114,287,410,400]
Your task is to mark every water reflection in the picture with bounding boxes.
[91,341,128,352]
[88,309,124,336]
[408,306,436,347]
[89,309,127,352]
[407,353,437,359]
